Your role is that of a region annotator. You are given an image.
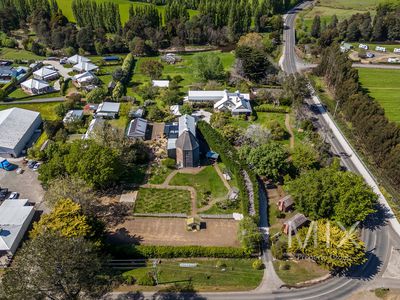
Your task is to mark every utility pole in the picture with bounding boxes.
[152,259,159,285]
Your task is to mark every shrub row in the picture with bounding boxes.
[254,104,290,113]
[108,244,251,259]
[197,121,259,223]
[112,53,135,99]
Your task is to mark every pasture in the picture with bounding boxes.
[357,68,400,123]
[56,0,198,24]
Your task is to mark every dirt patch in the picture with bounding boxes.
[107,217,240,247]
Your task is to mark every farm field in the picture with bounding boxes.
[0,102,61,120]
[357,68,400,123]
[121,258,263,291]
[134,188,192,214]
[56,0,198,24]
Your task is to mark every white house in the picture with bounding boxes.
[67,54,90,65]
[96,102,121,119]
[0,108,42,157]
[33,66,59,81]
[152,80,170,88]
[214,91,252,115]
[185,90,252,115]
[63,110,84,124]
[0,199,35,255]
[20,78,51,95]
[72,62,98,73]
[72,71,98,89]
[394,48,400,54]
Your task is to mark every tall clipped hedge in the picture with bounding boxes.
[197,121,259,223]
[112,53,135,99]
[108,244,251,259]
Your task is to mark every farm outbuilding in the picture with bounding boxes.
[0,108,42,157]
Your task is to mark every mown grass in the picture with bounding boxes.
[134,188,191,214]
[0,102,60,120]
[170,166,228,207]
[122,258,263,291]
[230,112,286,129]
[273,260,329,285]
[0,48,44,60]
[357,68,400,123]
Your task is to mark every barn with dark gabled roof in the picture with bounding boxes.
[176,130,199,168]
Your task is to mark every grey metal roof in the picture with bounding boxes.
[127,118,147,138]
[0,108,41,150]
[0,199,34,252]
[96,102,120,113]
[178,114,196,136]
[176,130,199,151]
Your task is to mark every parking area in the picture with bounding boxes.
[107,217,240,247]
[0,159,46,212]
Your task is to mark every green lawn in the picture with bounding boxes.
[231,112,287,129]
[134,188,191,214]
[273,260,329,285]
[122,258,263,291]
[56,0,198,24]
[0,48,44,60]
[0,102,60,120]
[357,68,400,123]
[170,166,228,207]
[8,88,61,100]
[108,102,131,130]
[129,51,235,95]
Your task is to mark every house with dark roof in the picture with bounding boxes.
[175,115,199,168]
[282,213,309,235]
[176,130,199,168]
[127,118,148,140]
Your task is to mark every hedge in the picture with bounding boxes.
[254,104,290,113]
[197,121,259,223]
[112,53,135,99]
[107,244,252,259]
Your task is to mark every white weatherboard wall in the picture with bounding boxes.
[310,94,400,237]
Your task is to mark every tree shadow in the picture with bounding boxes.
[105,291,145,300]
[97,202,132,227]
[106,227,144,245]
[335,250,382,281]
[152,282,207,300]
[361,203,391,231]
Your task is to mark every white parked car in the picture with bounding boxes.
[16,168,23,174]
[32,163,41,171]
